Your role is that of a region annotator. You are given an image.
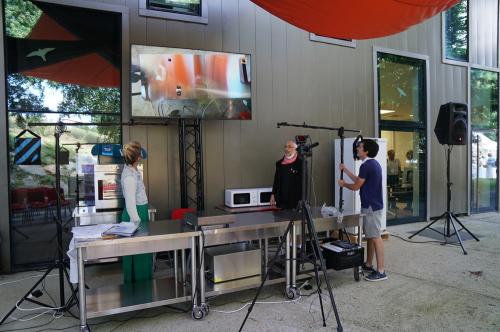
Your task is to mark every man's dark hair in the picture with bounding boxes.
[361,139,379,158]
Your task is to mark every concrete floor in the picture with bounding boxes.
[0,213,499,331]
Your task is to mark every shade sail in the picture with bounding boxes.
[250,0,459,40]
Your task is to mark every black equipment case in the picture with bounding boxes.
[322,240,364,271]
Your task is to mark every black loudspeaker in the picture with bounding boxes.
[434,102,467,145]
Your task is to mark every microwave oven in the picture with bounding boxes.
[225,187,273,208]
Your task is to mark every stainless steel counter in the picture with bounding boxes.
[200,209,362,305]
[75,209,362,330]
[76,219,198,331]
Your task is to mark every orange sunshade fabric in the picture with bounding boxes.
[250,0,459,40]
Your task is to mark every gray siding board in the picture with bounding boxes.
[203,0,224,209]
[239,0,260,188]
[127,0,147,44]
[252,7,274,188]
[470,0,498,67]
[146,17,167,45]
[221,0,241,190]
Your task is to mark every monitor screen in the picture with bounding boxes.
[131,45,252,119]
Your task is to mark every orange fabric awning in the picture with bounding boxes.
[250,0,459,40]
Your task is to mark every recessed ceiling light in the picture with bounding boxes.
[380,109,396,114]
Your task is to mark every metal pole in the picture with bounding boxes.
[179,119,188,208]
[195,119,205,211]
[54,125,65,306]
[476,135,480,211]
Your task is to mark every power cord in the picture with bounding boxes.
[0,274,58,287]
[210,280,310,314]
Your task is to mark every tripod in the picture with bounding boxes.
[409,145,479,255]
[0,123,79,325]
[239,142,343,332]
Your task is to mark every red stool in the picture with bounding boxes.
[171,208,196,220]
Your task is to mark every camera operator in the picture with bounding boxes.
[270,140,302,209]
[338,139,387,282]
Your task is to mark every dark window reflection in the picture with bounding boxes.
[4,0,122,270]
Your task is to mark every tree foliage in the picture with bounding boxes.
[445,0,468,61]
[471,69,498,139]
[4,0,41,38]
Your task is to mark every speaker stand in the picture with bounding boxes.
[410,145,479,254]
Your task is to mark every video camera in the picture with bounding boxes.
[295,135,319,157]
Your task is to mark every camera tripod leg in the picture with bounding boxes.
[304,204,343,331]
[311,257,327,326]
[0,262,60,325]
[62,262,79,309]
[239,221,294,332]
[451,213,480,241]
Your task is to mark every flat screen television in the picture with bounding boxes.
[131,45,252,119]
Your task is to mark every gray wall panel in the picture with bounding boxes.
[221,0,241,190]
[470,0,498,67]
[202,0,224,209]
[127,0,147,44]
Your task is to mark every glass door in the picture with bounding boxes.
[377,51,428,224]
[470,67,498,213]
[471,130,498,212]
[381,129,427,222]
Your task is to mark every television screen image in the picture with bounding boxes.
[131,45,252,119]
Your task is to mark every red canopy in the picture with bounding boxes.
[250,0,459,40]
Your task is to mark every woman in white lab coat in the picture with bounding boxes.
[121,141,151,283]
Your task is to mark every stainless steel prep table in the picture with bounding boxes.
[75,220,200,331]
[200,210,362,307]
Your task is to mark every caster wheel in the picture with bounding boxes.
[201,303,210,315]
[354,268,360,282]
[192,308,205,320]
[285,287,299,300]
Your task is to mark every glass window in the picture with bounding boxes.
[444,0,469,62]
[377,52,427,224]
[377,53,426,123]
[3,0,122,269]
[470,68,498,213]
[147,0,201,16]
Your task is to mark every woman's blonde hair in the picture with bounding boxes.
[123,141,142,165]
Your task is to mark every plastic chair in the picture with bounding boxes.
[27,188,49,221]
[11,189,30,239]
[171,208,196,220]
